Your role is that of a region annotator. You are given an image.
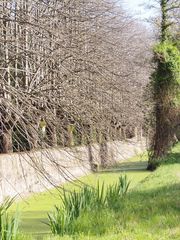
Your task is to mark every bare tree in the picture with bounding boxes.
[0,1,151,169]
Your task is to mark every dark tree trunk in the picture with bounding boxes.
[0,127,13,153]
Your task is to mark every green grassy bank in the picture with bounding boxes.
[12,171,149,234]
[11,143,180,239]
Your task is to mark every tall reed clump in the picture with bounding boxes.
[0,198,19,240]
[106,175,130,210]
[47,175,130,236]
[47,183,106,235]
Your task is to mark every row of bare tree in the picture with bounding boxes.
[0,0,151,153]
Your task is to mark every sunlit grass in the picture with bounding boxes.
[44,143,180,240]
[11,170,150,234]
[9,143,180,239]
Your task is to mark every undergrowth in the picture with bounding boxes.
[47,175,130,236]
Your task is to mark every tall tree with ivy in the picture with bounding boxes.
[148,0,180,170]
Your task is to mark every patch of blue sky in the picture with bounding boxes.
[121,0,159,23]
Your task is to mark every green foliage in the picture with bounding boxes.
[47,182,107,235]
[153,40,180,104]
[0,198,19,240]
[47,207,71,235]
[155,41,180,77]
[47,176,130,236]
[60,183,105,219]
[148,40,180,168]
[106,175,130,210]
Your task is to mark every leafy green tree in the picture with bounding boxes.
[148,0,180,170]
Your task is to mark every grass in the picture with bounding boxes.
[11,171,149,234]
[0,198,19,240]
[45,143,180,240]
[10,143,180,239]
[46,175,130,236]
[100,151,149,173]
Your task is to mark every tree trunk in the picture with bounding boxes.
[147,0,177,170]
[0,127,13,153]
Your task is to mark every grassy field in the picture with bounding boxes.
[11,143,180,240]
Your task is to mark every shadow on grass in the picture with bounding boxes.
[53,183,180,237]
[120,182,180,230]
[99,161,148,173]
[161,143,180,165]
[163,152,180,165]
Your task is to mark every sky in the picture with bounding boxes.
[122,0,158,23]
